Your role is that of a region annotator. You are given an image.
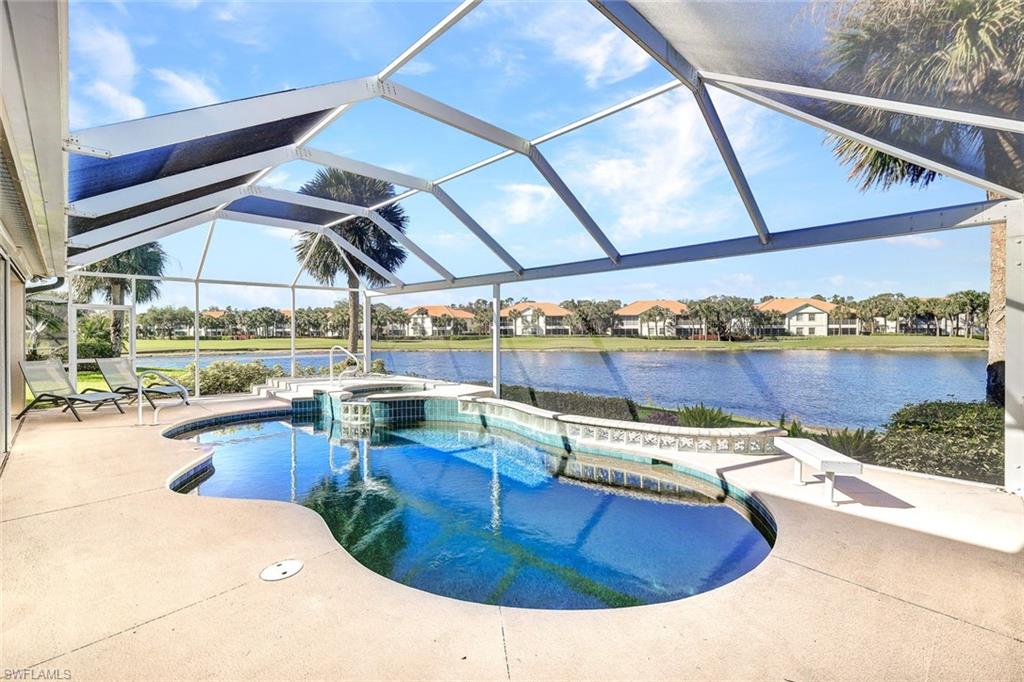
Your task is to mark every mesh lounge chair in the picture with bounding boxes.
[17,359,125,421]
[95,358,189,409]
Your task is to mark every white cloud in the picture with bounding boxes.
[474,3,652,88]
[883,234,944,249]
[499,184,557,226]
[84,80,146,120]
[71,20,145,126]
[262,171,303,191]
[558,90,782,245]
[399,60,436,76]
[150,68,219,108]
[170,0,201,9]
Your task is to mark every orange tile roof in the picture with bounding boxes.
[201,309,226,319]
[499,301,570,317]
[755,298,836,315]
[614,299,688,316]
[404,305,474,319]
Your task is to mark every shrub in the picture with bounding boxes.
[370,359,387,374]
[643,409,679,426]
[180,360,285,395]
[677,403,733,428]
[872,401,1003,485]
[501,384,639,421]
[294,358,388,378]
[813,427,877,459]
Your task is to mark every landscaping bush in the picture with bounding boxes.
[501,384,639,421]
[180,360,284,395]
[872,401,1003,485]
[677,403,732,428]
[642,409,679,426]
[813,427,878,459]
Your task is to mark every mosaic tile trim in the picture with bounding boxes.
[163,408,293,439]
[356,396,777,535]
[168,458,214,493]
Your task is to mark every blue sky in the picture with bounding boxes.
[70,0,990,312]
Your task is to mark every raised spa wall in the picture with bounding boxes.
[318,391,783,535]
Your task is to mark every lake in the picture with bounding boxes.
[143,349,986,429]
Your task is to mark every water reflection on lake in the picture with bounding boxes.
[147,349,985,428]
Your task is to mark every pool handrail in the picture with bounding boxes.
[328,345,362,383]
[136,369,189,425]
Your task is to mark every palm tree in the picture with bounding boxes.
[73,243,167,355]
[824,0,1022,403]
[293,169,408,353]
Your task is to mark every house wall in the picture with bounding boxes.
[784,305,830,336]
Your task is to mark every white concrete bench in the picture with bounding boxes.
[774,437,863,505]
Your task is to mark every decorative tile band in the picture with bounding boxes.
[365,396,777,538]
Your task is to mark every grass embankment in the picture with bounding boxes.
[137,334,986,355]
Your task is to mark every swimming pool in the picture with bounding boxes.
[179,418,773,609]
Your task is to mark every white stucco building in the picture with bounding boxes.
[500,302,571,336]
[613,300,698,337]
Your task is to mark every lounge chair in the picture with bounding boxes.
[95,357,189,409]
[17,359,125,421]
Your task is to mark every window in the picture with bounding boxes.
[808,327,816,335]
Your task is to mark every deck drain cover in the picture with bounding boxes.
[260,559,303,582]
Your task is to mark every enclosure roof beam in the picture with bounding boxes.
[588,0,699,91]
[713,81,1023,199]
[377,0,480,80]
[380,81,621,262]
[372,199,1013,295]
[328,79,683,221]
[67,186,246,248]
[254,186,455,282]
[301,148,433,192]
[589,0,769,245]
[301,147,519,274]
[67,210,218,267]
[700,71,1024,135]
[66,77,378,158]
[66,146,297,218]
[218,210,404,288]
[431,186,523,275]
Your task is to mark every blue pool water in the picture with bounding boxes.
[185,418,772,609]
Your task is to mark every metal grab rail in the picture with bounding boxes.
[136,370,189,426]
[328,345,362,383]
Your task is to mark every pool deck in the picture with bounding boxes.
[2,391,1022,680]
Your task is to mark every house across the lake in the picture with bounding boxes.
[613,300,699,337]
[500,302,571,336]
[404,305,474,337]
[754,298,861,336]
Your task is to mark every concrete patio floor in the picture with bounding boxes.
[1,395,1022,681]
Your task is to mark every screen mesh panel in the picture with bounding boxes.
[632,0,1023,192]
[68,110,332,202]
[69,175,253,237]
[226,195,349,226]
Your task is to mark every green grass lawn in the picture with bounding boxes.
[136,334,986,354]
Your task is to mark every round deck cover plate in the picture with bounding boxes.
[260,559,303,582]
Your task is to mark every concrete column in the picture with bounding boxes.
[290,287,297,377]
[492,283,501,397]
[128,277,137,370]
[67,273,77,388]
[362,291,371,373]
[1005,199,1023,494]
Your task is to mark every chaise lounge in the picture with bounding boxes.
[95,357,190,409]
[17,358,125,421]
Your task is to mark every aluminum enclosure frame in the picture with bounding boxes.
[60,0,1024,492]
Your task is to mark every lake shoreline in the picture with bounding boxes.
[136,345,987,357]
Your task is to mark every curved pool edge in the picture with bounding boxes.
[161,399,780,548]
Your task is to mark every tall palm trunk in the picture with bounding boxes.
[110,281,125,355]
[347,272,360,355]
